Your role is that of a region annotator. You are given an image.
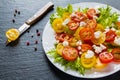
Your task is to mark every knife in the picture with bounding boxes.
[6,2,54,45]
[18,2,54,34]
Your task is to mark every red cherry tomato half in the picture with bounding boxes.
[62,46,78,61]
[71,12,87,22]
[55,33,72,42]
[79,27,94,41]
[68,20,79,30]
[111,48,120,62]
[105,30,116,42]
[99,51,114,63]
[81,44,92,52]
[87,8,96,19]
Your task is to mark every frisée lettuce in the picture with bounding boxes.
[48,49,86,75]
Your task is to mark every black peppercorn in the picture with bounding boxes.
[12,19,15,23]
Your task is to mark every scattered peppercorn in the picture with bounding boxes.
[31,33,34,38]
[35,40,38,44]
[18,11,20,15]
[27,30,29,33]
[26,42,30,46]
[34,46,37,51]
[31,35,33,38]
[12,19,15,23]
[37,32,40,36]
[36,29,39,33]
[14,14,16,17]
[15,9,17,13]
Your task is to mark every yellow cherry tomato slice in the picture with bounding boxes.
[6,28,20,41]
[95,24,104,32]
[81,52,96,68]
[52,18,64,33]
[56,43,64,55]
[94,58,107,69]
[69,37,78,47]
[62,12,70,20]
[91,31,106,45]
[74,27,83,40]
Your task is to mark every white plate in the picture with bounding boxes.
[42,2,120,78]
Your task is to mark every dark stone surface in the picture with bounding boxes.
[0,0,120,80]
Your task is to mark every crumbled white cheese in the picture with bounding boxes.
[76,40,82,46]
[85,50,95,58]
[114,37,120,46]
[104,27,110,33]
[70,12,78,17]
[62,18,70,26]
[56,40,59,43]
[79,21,86,27]
[77,46,81,50]
[79,51,82,55]
[93,15,98,19]
[94,31,101,39]
[92,45,102,53]
[62,40,69,46]
[111,27,116,31]
[100,44,106,50]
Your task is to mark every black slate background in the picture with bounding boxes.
[0,0,120,80]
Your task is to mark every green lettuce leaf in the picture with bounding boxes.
[97,6,119,28]
[47,49,86,75]
[50,4,73,25]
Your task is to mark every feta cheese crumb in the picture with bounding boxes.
[94,31,101,39]
[100,44,106,50]
[79,51,82,55]
[79,21,86,27]
[114,37,120,46]
[56,40,59,43]
[85,50,95,58]
[70,12,78,17]
[62,40,69,46]
[104,27,110,33]
[76,40,82,46]
[111,27,116,31]
[92,45,102,53]
[62,18,70,26]
[77,46,81,50]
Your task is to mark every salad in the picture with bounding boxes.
[47,4,120,75]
